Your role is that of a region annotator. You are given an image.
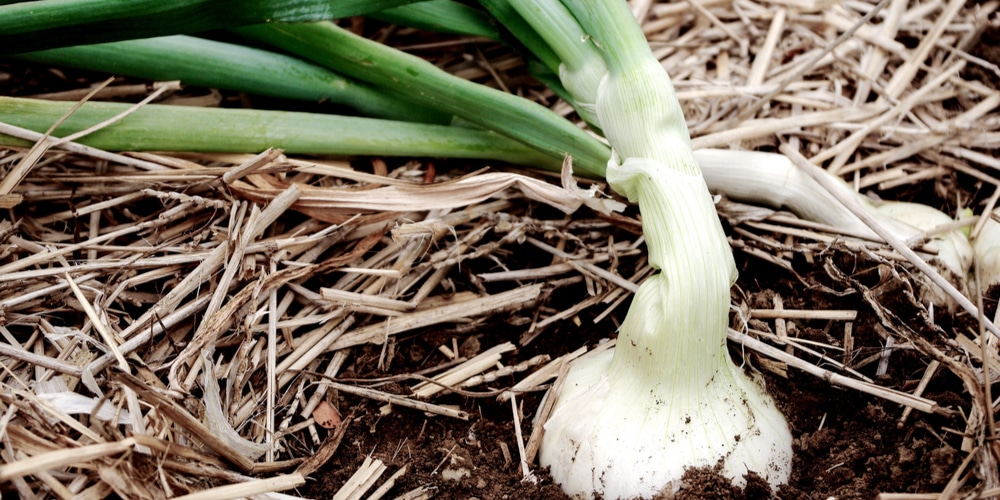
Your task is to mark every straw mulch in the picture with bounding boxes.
[1,0,999,498]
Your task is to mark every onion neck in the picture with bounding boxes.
[606,158,737,392]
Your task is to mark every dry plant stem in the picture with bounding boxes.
[324,381,468,420]
[334,456,386,500]
[477,245,640,282]
[394,486,434,500]
[839,93,1000,174]
[0,451,38,497]
[0,253,211,282]
[0,77,112,203]
[940,450,977,499]
[971,187,1000,241]
[728,329,941,414]
[734,0,891,123]
[209,185,302,318]
[113,245,227,340]
[461,354,551,388]
[367,464,408,500]
[0,270,108,310]
[34,468,72,499]
[780,144,1000,339]
[0,438,136,482]
[525,237,638,293]
[947,146,1000,179]
[130,434,229,469]
[62,271,150,442]
[273,316,355,389]
[222,147,284,184]
[974,265,998,448]
[320,288,415,312]
[750,309,857,320]
[328,284,541,351]
[510,394,532,479]
[266,258,278,463]
[380,343,516,415]
[692,105,885,149]
[63,274,127,371]
[499,345,589,402]
[169,185,303,390]
[158,458,261,485]
[87,292,213,376]
[410,343,515,398]
[898,359,941,427]
[300,351,348,419]
[34,191,145,225]
[683,0,745,54]
[0,205,200,278]
[884,0,965,98]
[954,334,1000,368]
[169,474,305,500]
[747,8,785,86]
[748,327,873,383]
[0,342,82,378]
[531,290,604,332]
[825,4,906,60]
[524,361,571,467]
[876,167,951,191]
[114,371,256,472]
[752,235,909,267]
[818,60,966,172]
[295,415,353,477]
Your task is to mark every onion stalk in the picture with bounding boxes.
[697,149,974,308]
[533,1,792,498]
[504,0,607,126]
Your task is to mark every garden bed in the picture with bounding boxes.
[1,1,999,499]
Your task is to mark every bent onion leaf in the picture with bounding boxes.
[0,0,420,54]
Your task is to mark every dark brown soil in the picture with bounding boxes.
[963,23,1000,89]
[293,231,975,499]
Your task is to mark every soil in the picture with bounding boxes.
[294,236,974,500]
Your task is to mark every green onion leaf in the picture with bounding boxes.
[370,0,500,39]
[15,36,450,124]
[0,96,560,169]
[474,0,561,74]
[0,0,421,54]
[237,21,610,177]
